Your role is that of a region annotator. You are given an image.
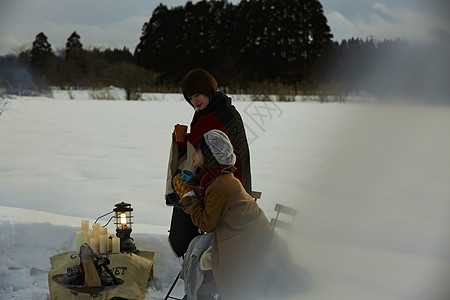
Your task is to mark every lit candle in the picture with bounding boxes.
[99,235,107,254]
[107,234,114,252]
[112,237,120,254]
[81,220,89,232]
[76,232,84,250]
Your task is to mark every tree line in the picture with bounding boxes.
[134,0,333,88]
[0,31,154,100]
[0,0,413,100]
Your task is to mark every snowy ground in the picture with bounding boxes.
[0,92,449,299]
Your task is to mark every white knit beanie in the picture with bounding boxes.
[204,129,236,166]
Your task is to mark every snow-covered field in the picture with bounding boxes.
[0,92,449,299]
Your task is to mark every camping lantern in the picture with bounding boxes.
[113,202,137,252]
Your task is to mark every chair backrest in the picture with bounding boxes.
[251,191,262,202]
[270,203,297,231]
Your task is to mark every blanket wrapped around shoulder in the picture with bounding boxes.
[180,233,213,300]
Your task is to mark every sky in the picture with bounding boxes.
[0,0,448,56]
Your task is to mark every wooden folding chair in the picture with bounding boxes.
[164,255,184,300]
[270,203,297,232]
[252,191,262,201]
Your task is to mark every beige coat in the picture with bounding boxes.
[180,173,299,300]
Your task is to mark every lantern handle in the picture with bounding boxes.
[94,210,114,227]
[101,215,116,227]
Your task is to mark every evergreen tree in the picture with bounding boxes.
[135,0,333,86]
[300,0,333,79]
[103,47,134,64]
[236,0,332,82]
[30,32,54,71]
[135,4,175,73]
[65,31,85,88]
[65,31,83,61]
[29,32,54,93]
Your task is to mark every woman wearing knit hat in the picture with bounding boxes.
[175,130,304,300]
[165,68,252,258]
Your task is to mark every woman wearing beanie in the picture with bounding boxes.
[165,68,252,258]
[175,130,303,300]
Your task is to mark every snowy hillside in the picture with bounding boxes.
[0,93,449,299]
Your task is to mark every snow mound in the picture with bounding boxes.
[0,206,183,299]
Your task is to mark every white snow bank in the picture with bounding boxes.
[0,206,183,300]
[1,95,450,300]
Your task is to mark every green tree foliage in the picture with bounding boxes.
[30,32,54,71]
[234,0,332,82]
[1,31,146,95]
[65,31,85,88]
[135,0,333,86]
[29,32,55,93]
[103,47,134,64]
[66,31,83,60]
[318,37,414,98]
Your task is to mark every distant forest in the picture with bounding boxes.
[0,0,419,100]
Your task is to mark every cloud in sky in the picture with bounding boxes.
[326,1,450,42]
[0,0,155,55]
[0,16,149,55]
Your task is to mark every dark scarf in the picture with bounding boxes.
[195,165,236,204]
[187,91,231,144]
[184,90,252,195]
